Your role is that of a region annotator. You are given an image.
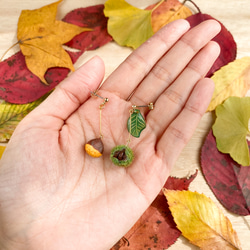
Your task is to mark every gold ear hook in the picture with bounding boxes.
[90,91,109,109]
[132,103,154,110]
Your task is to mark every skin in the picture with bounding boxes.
[0,19,221,250]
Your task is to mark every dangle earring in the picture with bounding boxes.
[127,103,154,138]
[110,102,154,167]
[84,91,109,158]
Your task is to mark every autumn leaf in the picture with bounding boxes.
[201,130,250,216]
[207,57,250,111]
[17,0,90,84]
[0,93,50,142]
[186,13,237,78]
[164,190,242,250]
[104,0,154,49]
[213,96,250,166]
[0,146,6,159]
[0,5,111,104]
[111,171,197,249]
[63,4,112,51]
[0,51,74,104]
[146,0,192,33]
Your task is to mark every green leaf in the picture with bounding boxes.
[0,93,50,142]
[127,109,146,138]
[212,96,250,166]
[104,0,154,49]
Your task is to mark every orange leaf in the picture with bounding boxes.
[146,0,192,33]
[164,190,242,250]
[17,0,91,84]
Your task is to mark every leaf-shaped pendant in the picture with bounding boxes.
[127,109,146,138]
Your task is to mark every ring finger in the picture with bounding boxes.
[145,40,220,140]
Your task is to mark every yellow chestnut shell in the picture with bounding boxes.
[85,138,104,158]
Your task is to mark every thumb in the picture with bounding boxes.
[34,56,105,121]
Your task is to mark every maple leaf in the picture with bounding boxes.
[201,130,250,216]
[207,57,250,111]
[164,190,242,250]
[17,0,91,84]
[146,0,192,33]
[213,96,250,166]
[111,171,197,249]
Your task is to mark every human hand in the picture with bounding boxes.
[0,19,221,250]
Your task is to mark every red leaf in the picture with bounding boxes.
[201,130,250,216]
[0,4,112,104]
[0,51,81,104]
[63,4,112,51]
[186,13,237,77]
[111,171,198,249]
[165,169,197,191]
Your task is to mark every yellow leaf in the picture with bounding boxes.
[0,145,6,159]
[104,0,154,49]
[208,57,250,111]
[17,0,91,84]
[164,190,242,250]
[146,0,192,33]
[0,93,49,143]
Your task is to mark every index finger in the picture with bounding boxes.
[101,19,190,99]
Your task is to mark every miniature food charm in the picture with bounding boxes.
[85,138,104,158]
[110,145,134,167]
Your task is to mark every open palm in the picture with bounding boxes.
[0,20,221,250]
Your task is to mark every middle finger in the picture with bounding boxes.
[129,20,221,106]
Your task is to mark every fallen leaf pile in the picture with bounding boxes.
[0,0,250,249]
[111,171,198,249]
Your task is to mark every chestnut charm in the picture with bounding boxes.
[110,145,134,167]
[85,138,104,158]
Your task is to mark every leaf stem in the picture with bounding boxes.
[0,36,44,62]
[151,0,165,13]
[183,0,201,13]
[0,42,19,62]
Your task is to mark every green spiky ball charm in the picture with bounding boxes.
[110,145,134,167]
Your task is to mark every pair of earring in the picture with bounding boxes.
[84,91,154,167]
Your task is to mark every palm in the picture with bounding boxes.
[0,20,221,250]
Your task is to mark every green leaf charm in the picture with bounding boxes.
[127,109,146,138]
